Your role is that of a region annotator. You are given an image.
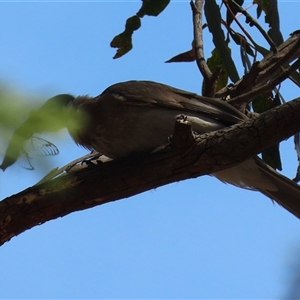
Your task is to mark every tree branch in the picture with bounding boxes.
[2,96,300,246]
[190,0,212,81]
[228,0,278,52]
[229,58,300,106]
[215,30,300,100]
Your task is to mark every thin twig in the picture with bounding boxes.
[224,1,257,51]
[215,31,300,98]
[190,0,212,81]
[255,38,300,87]
[228,0,277,52]
[229,58,300,106]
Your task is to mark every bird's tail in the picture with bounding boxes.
[254,158,300,219]
[213,157,300,219]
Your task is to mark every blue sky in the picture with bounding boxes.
[0,1,300,298]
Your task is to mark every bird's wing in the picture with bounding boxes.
[101,80,247,126]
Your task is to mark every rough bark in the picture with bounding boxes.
[2,16,300,246]
[1,97,300,246]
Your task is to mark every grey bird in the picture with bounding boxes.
[1,80,300,218]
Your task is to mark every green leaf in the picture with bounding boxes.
[137,0,170,17]
[111,0,169,58]
[204,0,239,83]
[262,145,282,171]
[254,0,283,46]
[110,15,141,59]
[229,31,254,57]
[125,15,142,31]
[110,32,133,59]
[206,48,228,93]
[256,4,262,19]
[226,0,244,27]
[252,94,273,113]
[252,92,282,170]
[252,91,281,113]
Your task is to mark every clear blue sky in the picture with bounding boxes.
[0,1,300,298]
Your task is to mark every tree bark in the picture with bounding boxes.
[1,97,300,246]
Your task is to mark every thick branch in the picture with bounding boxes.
[1,96,300,246]
[215,30,300,100]
[229,58,300,106]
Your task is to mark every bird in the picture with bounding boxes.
[1,80,300,218]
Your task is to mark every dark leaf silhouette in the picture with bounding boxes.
[111,0,170,58]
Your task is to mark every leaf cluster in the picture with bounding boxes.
[112,0,300,172]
